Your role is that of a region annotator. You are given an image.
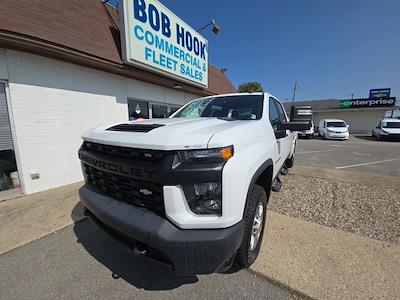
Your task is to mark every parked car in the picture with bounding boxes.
[318,119,349,140]
[78,92,311,275]
[372,118,400,141]
[298,120,314,138]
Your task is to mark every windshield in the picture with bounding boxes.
[327,121,346,128]
[382,121,400,128]
[172,95,264,120]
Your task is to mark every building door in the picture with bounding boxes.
[0,82,19,193]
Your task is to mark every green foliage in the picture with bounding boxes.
[238,81,264,93]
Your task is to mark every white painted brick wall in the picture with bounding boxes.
[4,49,200,194]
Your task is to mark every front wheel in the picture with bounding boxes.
[236,185,267,268]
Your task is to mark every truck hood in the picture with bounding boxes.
[82,118,247,150]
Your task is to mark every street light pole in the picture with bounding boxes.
[292,80,297,102]
[197,20,220,34]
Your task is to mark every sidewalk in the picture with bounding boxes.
[0,179,399,299]
[0,182,84,254]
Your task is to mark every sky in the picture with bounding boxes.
[109,0,400,102]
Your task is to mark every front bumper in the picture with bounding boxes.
[326,132,349,139]
[79,185,244,275]
[380,133,400,140]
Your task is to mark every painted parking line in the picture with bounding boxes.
[297,149,333,154]
[329,145,359,148]
[335,157,400,169]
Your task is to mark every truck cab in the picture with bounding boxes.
[78,92,310,275]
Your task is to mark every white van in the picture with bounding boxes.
[318,119,349,140]
[299,120,314,138]
[372,118,400,141]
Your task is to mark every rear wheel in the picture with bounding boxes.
[236,185,267,268]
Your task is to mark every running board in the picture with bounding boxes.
[272,176,282,192]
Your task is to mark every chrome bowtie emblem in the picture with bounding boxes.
[144,153,153,158]
[139,188,152,196]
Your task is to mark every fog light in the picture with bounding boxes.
[183,182,222,215]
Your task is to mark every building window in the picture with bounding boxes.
[151,104,168,118]
[128,99,149,120]
[168,106,180,116]
[127,98,182,120]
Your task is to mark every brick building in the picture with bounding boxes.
[0,0,236,196]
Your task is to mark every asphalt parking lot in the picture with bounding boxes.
[0,219,294,300]
[295,134,400,176]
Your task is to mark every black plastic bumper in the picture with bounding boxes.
[79,185,244,275]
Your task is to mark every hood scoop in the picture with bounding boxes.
[107,123,165,133]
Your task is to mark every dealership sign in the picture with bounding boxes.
[119,0,208,87]
[339,97,396,109]
[369,88,391,99]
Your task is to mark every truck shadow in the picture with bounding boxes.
[71,204,199,290]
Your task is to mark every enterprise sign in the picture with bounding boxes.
[119,0,208,87]
[339,97,396,109]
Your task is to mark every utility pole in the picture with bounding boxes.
[292,80,297,102]
[351,93,354,100]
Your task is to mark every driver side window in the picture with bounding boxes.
[269,97,287,130]
[269,98,280,130]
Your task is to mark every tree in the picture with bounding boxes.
[238,81,264,93]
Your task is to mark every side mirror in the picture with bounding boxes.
[278,120,312,132]
[274,129,287,139]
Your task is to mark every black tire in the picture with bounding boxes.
[236,184,267,269]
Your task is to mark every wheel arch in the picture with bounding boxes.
[243,159,274,217]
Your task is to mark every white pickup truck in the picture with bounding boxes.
[78,92,310,275]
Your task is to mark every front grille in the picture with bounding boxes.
[107,123,165,132]
[84,165,165,216]
[387,134,400,139]
[82,142,167,161]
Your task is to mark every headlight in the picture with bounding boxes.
[177,146,234,163]
[183,182,222,215]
